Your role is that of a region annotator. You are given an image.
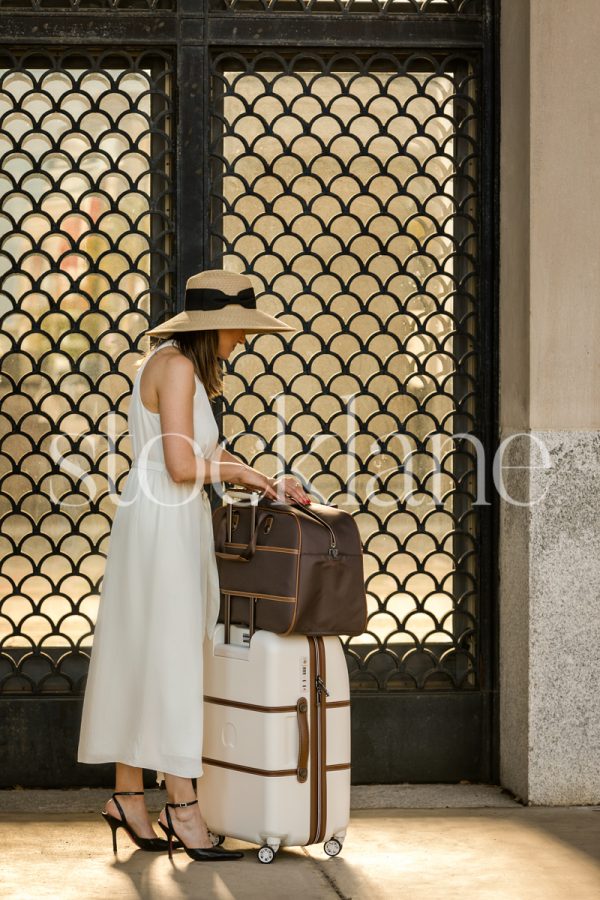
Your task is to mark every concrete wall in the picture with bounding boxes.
[499,0,600,804]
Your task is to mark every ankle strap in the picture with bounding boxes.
[166,799,198,808]
[110,791,144,822]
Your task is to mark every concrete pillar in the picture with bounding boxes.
[499,0,600,804]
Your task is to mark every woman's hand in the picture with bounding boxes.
[237,467,279,501]
[238,469,312,505]
[215,447,311,505]
[271,475,312,506]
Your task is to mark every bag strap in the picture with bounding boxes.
[214,508,272,562]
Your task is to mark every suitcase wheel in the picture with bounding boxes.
[209,832,225,847]
[257,845,276,864]
[323,838,342,857]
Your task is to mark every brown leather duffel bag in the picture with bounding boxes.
[212,490,367,637]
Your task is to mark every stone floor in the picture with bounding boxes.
[1,786,599,899]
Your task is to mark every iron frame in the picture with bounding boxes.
[0,0,500,786]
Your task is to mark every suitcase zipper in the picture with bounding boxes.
[316,675,329,701]
[313,637,330,843]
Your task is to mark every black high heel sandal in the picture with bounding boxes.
[157,799,244,861]
[102,790,173,853]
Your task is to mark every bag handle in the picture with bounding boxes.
[214,509,273,562]
[215,488,339,558]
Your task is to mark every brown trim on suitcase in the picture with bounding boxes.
[202,757,297,778]
[308,637,318,845]
[204,694,347,713]
[203,695,297,713]
[317,636,328,843]
[201,757,350,777]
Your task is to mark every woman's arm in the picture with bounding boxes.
[154,355,274,495]
[157,355,277,500]
[210,445,312,506]
[156,356,310,504]
[208,444,253,484]
[207,444,276,492]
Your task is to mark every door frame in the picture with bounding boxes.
[0,0,500,787]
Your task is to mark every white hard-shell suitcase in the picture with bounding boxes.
[197,622,351,863]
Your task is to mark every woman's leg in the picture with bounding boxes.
[103,762,160,839]
[158,773,214,849]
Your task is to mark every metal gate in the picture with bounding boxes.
[0,0,499,787]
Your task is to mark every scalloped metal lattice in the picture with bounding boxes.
[0,1,174,9]
[209,0,482,14]
[0,0,482,10]
[0,49,174,693]
[210,50,481,691]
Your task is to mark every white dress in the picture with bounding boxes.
[77,338,221,780]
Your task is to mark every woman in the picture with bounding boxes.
[77,269,312,861]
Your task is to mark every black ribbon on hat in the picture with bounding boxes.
[185,286,256,311]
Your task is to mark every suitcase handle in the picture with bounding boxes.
[222,593,255,646]
[296,697,309,782]
[218,500,263,643]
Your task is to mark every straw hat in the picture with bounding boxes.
[145,269,297,338]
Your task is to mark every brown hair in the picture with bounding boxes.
[134,330,223,401]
